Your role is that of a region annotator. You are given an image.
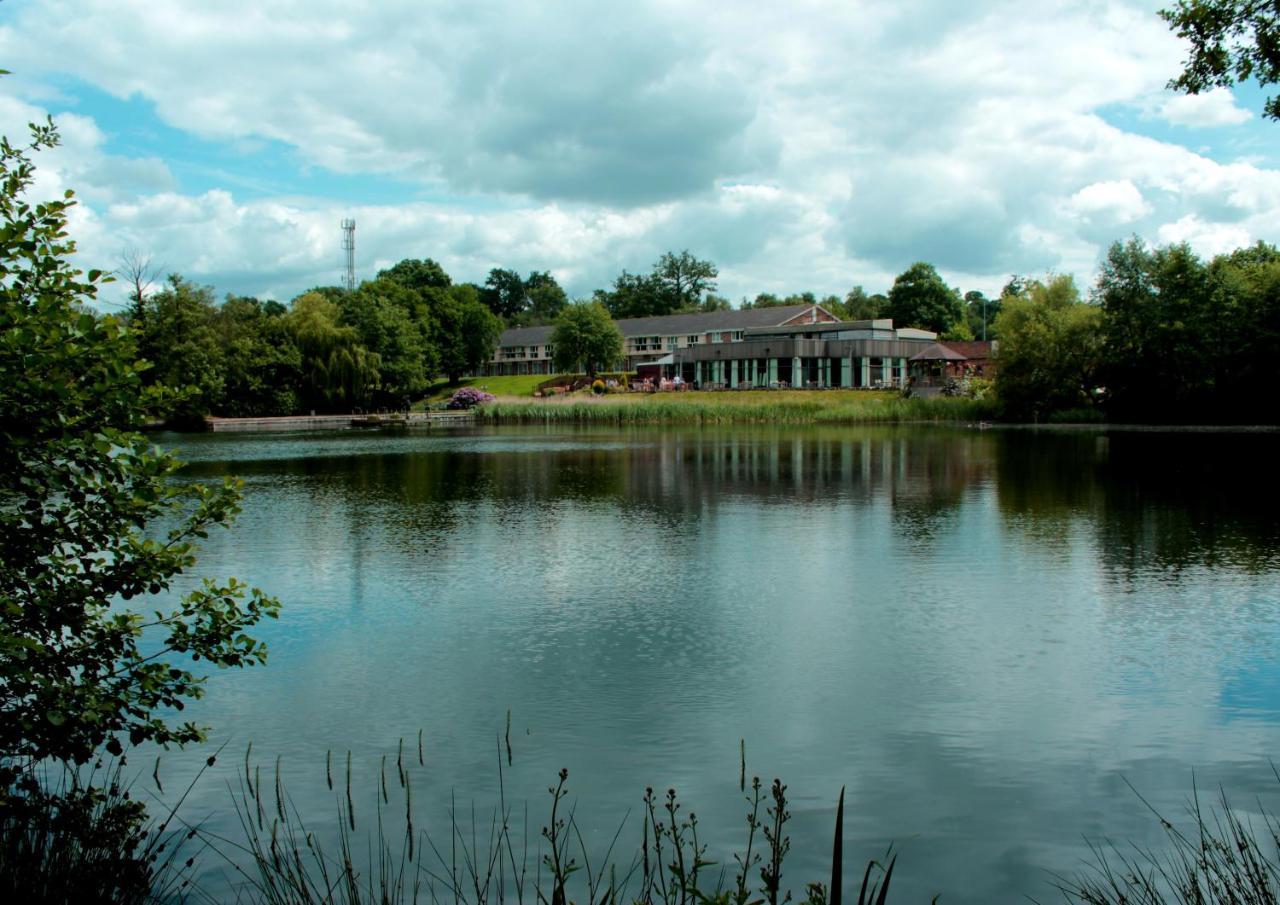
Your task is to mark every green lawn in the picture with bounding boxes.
[418,374,562,406]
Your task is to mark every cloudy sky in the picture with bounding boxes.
[1,0,1276,310]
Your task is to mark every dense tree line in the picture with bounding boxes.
[995,239,1280,423]
[127,258,503,417]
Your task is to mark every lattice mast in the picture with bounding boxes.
[341,218,356,291]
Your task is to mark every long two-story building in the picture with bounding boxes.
[482,303,942,389]
[485,304,840,376]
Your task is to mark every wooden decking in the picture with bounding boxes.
[204,411,477,433]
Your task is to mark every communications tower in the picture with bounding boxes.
[341,218,356,291]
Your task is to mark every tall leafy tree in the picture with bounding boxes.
[0,118,278,787]
[844,285,883,320]
[524,270,568,323]
[430,284,502,383]
[654,250,718,311]
[964,289,999,340]
[886,262,965,333]
[1161,0,1280,119]
[595,270,665,319]
[135,274,226,418]
[551,302,623,379]
[377,257,452,292]
[214,295,303,416]
[993,275,1103,420]
[286,291,380,410]
[1095,237,1280,422]
[342,279,435,405]
[481,267,527,320]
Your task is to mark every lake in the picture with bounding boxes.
[155,424,1280,903]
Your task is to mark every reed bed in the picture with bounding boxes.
[477,391,993,426]
[199,737,904,905]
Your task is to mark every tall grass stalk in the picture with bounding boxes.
[478,393,991,426]
[204,738,904,905]
[1054,777,1280,904]
[0,753,209,904]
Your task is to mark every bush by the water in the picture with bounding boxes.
[447,387,497,409]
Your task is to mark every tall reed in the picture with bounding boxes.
[477,394,992,426]
[203,736,903,905]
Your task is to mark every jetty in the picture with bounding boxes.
[204,411,477,433]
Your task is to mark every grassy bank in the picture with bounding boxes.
[477,389,995,425]
[419,374,559,405]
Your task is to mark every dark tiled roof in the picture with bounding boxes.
[910,342,968,362]
[938,341,994,359]
[497,325,554,345]
[496,304,822,347]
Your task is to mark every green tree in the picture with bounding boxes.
[342,279,434,404]
[1095,237,1280,422]
[431,284,502,383]
[213,295,302,416]
[551,302,623,379]
[135,274,226,419]
[843,286,884,320]
[993,274,1103,420]
[377,257,452,292]
[964,289,1000,340]
[887,262,965,333]
[285,291,380,410]
[595,269,666,319]
[0,120,279,786]
[744,292,785,309]
[1161,0,1280,119]
[524,270,568,323]
[481,267,527,320]
[654,250,718,311]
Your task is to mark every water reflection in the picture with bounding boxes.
[163,425,1280,904]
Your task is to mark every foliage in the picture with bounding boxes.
[525,270,569,323]
[431,283,503,383]
[1095,237,1280,423]
[596,251,718,319]
[654,249,718,311]
[843,286,885,320]
[446,386,496,409]
[1161,0,1280,120]
[214,295,303,417]
[286,291,381,411]
[0,120,278,785]
[213,737,905,905]
[134,274,226,419]
[964,289,999,340]
[341,278,435,405]
[886,262,965,334]
[1058,778,1280,904]
[1,758,199,904]
[376,257,452,292]
[993,274,1103,421]
[551,301,624,379]
[480,391,992,425]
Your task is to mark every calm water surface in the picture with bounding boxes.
[156,425,1280,903]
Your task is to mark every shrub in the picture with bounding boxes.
[447,387,496,409]
[592,379,606,395]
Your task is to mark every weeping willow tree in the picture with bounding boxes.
[285,292,381,411]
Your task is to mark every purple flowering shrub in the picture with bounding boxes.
[447,387,496,409]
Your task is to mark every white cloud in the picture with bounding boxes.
[1158,87,1252,128]
[1156,214,1253,257]
[0,0,1277,305]
[1068,180,1151,225]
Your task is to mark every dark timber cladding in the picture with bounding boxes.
[669,319,940,389]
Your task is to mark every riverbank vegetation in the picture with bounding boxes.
[478,390,993,425]
[993,240,1280,424]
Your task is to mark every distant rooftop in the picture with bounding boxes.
[495,303,829,346]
